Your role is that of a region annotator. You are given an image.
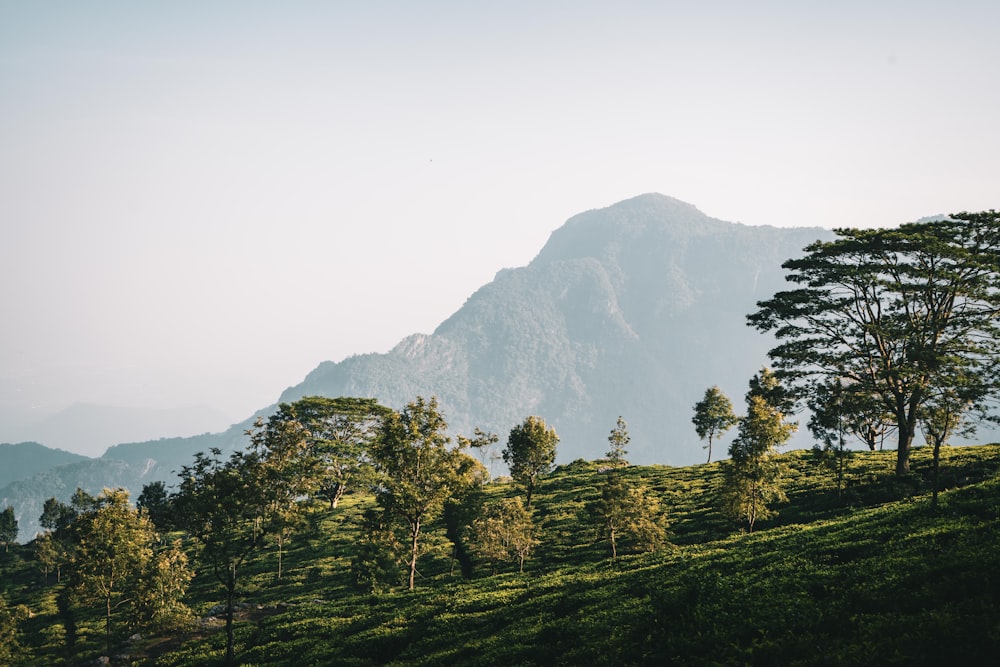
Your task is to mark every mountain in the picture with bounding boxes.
[1,193,833,540]
[0,442,90,489]
[2,403,235,458]
[281,193,831,465]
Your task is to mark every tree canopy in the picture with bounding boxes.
[748,212,1000,474]
[692,387,738,464]
[503,416,559,507]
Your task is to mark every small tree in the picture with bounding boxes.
[458,428,500,482]
[588,475,668,560]
[0,506,17,553]
[693,387,738,464]
[721,393,795,532]
[0,595,30,665]
[503,416,559,507]
[134,539,194,633]
[606,416,630,467]
[470,496,538,574]
[69,488,166,654]
[137,481,173,532]
[34,531,69,584]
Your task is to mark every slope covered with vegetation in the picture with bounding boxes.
[2,442,999,666]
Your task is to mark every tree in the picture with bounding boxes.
[248,414,319,579]
[748,212,1000,475]
[0,595,30,665]
[137,480,173,532]
[587,474,668,560]
[69,488,166,654]
[458,427,500,482]
[0,506,17,553]
[369,396,475,591]
[470,496,538,574]
[606,416,630,467]
[721,371,797,532]
[503,416,559,507]
[692,387,738,464]
[919,374,987,509]
[274,396,392,509]
[34,531,69,584]
[172,447,273,665]
[39,496,76,533]
[134,539,194,633]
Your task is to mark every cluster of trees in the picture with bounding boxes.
[748,211,1000,485]
[4,396,668,665]
[693,369,797,532]
[20,488,195,659]
[690,209,1000,526]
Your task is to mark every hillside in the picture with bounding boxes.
[2,443,998,665]
[283,193,831,465]
[0,442,89,489]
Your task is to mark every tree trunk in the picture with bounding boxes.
[706,435,713,465]
[332,483,345,509]
[895,424,914,475]
[106,595,113,655]
[225,566,237,666]
[932,438,943,509]
[408,519,421,591]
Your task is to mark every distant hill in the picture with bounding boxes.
[0,442,89,488]
[3,403,235,458]
[282,193,831,464]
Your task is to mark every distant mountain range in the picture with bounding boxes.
[1,193,832,540]
[0,402,235,459]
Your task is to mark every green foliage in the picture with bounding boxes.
[6,435,1000,666]
[69,488,190,653]
[586,474,668,559]
[721,384,796,532]
[368,396,477,590]
[0,593,30,664]
[605,416,630,467]
[503,416,559,507]
[0,506,17,553]
[275,396,392,509]
[749,211,1000,475]
[692,386,738,464]
[470,496,538,573]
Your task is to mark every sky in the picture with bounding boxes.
[1,1,998,434]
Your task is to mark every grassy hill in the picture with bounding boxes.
[3,443,1000,665]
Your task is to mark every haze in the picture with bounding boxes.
[2,1,998,451]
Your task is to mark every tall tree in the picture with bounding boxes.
[369,396,474,590]
[172,447,272,665]
[503,416,559,507]
[748,212,1000,475]
[0,506,17,553]
[692,387,739,464]
[606,416,631,467]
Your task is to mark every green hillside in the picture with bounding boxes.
[2,443,999,666]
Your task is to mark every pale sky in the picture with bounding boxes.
[2,1,998,427]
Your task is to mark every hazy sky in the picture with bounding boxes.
[2,1,998,426]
